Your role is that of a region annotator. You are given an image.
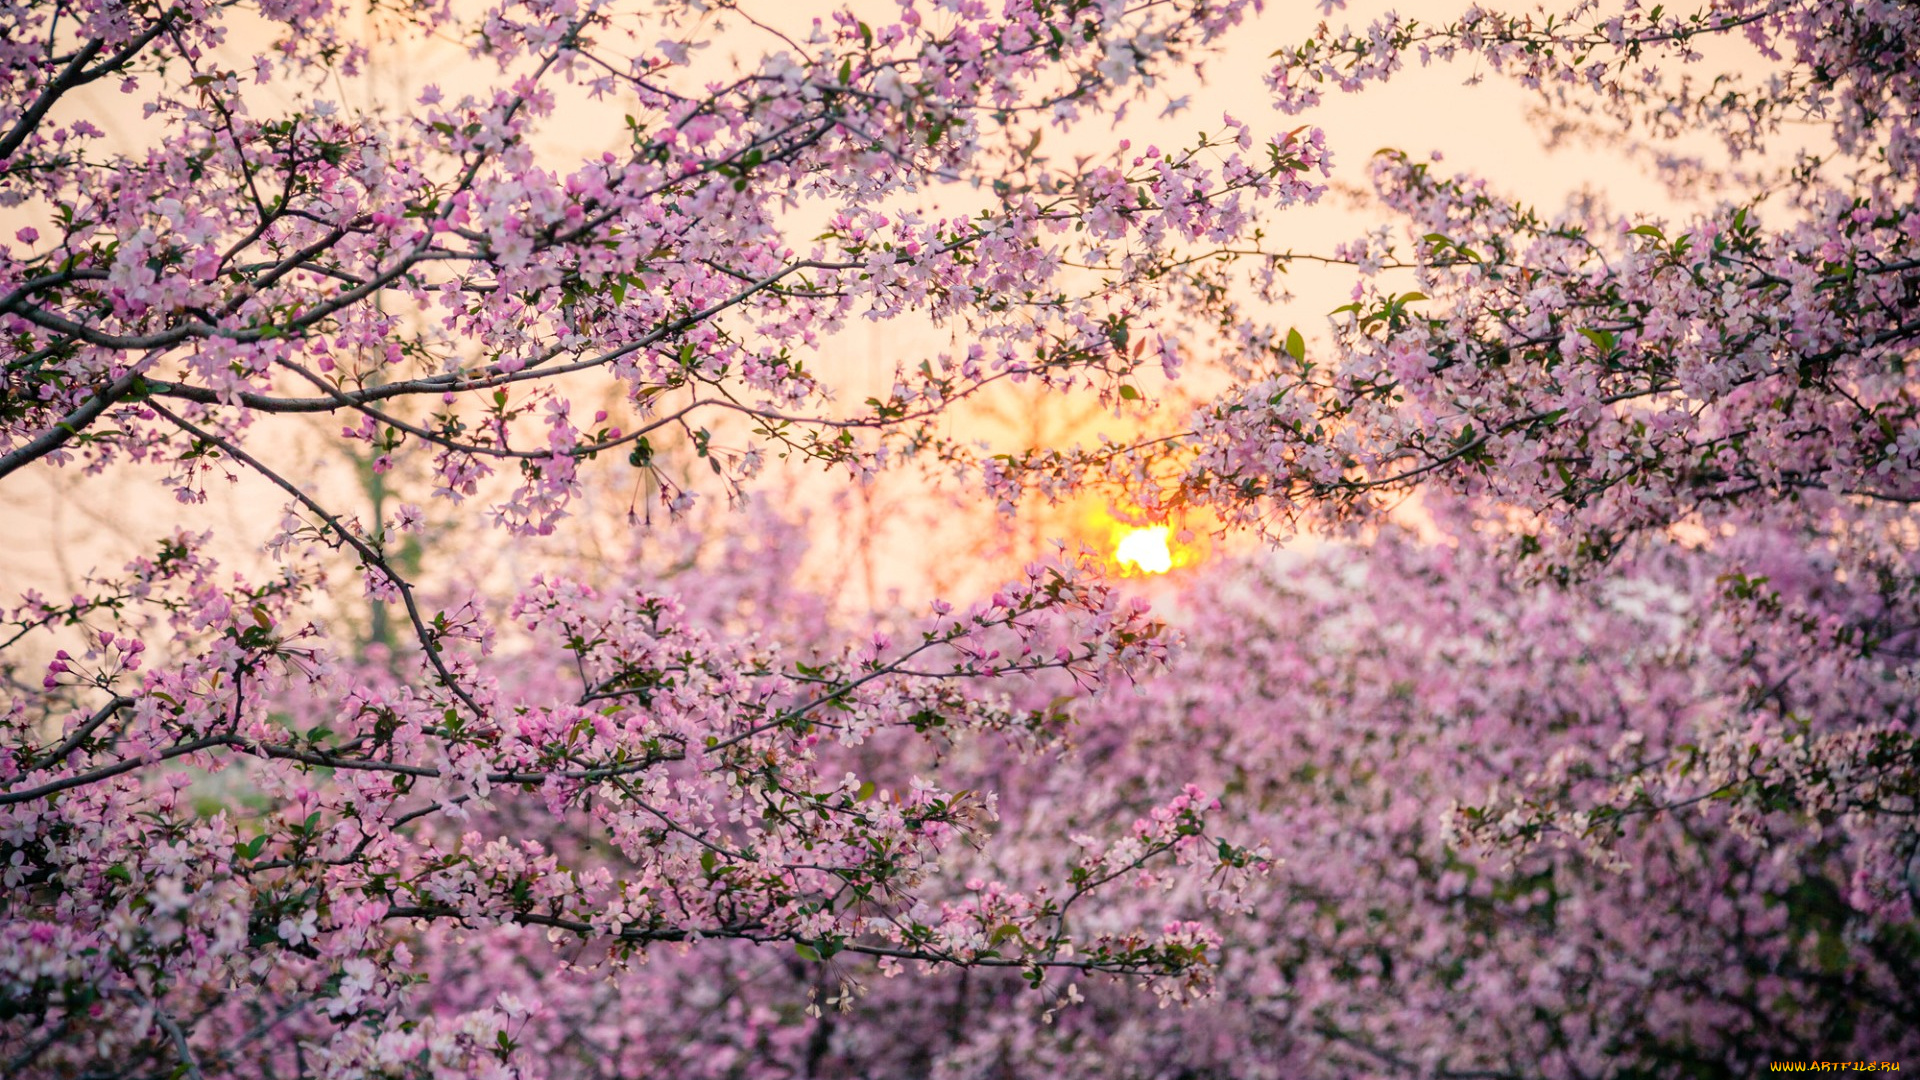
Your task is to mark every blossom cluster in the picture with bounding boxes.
[0,505,1271,1074]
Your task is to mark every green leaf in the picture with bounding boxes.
[1284,328,1305,361]
[105,863,132,884]
[794,941,823,962]
[1117,384,1140,401]
[856,780,877,802]
[1629,224,1665,239]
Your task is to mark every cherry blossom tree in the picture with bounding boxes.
[4,0,1918,1073]
[2,0,1292,1072]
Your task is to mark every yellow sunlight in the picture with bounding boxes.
[1114,526,1175,575]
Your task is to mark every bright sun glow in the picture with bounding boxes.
[1115,526,1174,574]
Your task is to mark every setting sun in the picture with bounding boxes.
[1114,525,1174,575]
